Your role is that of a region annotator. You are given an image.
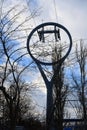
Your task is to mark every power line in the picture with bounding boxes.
[53,0,58,22]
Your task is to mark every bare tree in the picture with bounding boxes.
[71,40,87,128]
[0,1,37,130]
[52,45,69,130]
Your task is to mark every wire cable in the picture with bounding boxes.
[53,0,58,22]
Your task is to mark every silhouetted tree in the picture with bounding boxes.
[0,1,37,130]
[52,45,69,130]
[71,40,87,128]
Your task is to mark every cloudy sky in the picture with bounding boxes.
[3,0,87,41]
[35,0,87,40]
[2,0,87,117]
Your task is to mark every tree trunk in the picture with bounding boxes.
[9,102,16,130]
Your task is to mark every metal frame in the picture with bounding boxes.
[27,22,72,65]
[27,22,72,130]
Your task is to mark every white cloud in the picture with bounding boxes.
[2,0,87,116]
[3,0,87,40]
[34,0,87,40]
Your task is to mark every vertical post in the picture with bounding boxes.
[27,22,72,130]
[46,84,53,130]
[36,62,54,130]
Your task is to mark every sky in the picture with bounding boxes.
[2,0,87,118]
[3,0,87,41]
[29,0,87,40]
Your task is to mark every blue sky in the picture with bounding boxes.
[3,0,87,40]
[2,0,87,117]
